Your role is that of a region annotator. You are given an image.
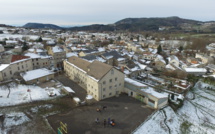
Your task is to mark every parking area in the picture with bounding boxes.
[47,93,155,134]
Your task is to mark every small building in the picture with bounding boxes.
[124,78,168,109]
[62,86,75,95]
[184,68,207,76]
[21,68,55,84]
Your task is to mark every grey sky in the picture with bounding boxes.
[0,0,214,26]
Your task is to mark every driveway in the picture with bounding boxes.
[47,94,155,134]
[55,74,87,101]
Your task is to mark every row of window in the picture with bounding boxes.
[103,83,121,91]
[103,93,112,98]
[103,77,118,84]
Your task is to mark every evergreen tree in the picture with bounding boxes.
[22,42,29,51]
[157,44,162,54]
[179,46,183,53]
[37,36,43,42]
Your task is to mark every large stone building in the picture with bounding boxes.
[64,56,124,101]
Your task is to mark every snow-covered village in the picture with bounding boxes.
[0,24,215,134]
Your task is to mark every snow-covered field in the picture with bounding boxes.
[0,83,61,107]
[133,81,215,134]
[0,112,30,134]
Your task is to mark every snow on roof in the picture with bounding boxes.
[86,95,93,100]
[73,97,80,102]
[66,52,78,58]
[52,46,64,53]
[0,64,9,71]
[98,47,105,52]
[142,88,168,98]
[138,64,147,70]
[125,78,147,87]
[24,53,41,59]
[166,64,176,70]
[28,48,44,53]
[21,68,55,81]
[185,68,207,73]
[63,86,75,93]
[6,40,18,44]
[117,58,125,61]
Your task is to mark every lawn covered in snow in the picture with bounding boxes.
[133,81,215,134]
[0,83,61,107]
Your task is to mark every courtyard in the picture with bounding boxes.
[47,94,155,134]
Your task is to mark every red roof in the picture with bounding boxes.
[11,55,30,63]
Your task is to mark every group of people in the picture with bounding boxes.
[95,118,116,127]
[96,106,107,113]
[95,106,116,127]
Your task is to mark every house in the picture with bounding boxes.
[168,55,180,67]
[0,44,5,52]
[195,53,214,64]
[0,55,33,81]
[48,46,66,68]
[184,68,207,76]
[124,78,168,109]
[154,55,166,71]
[64,56,124,101]
[20,68,55,84]
[206,64,215,74]
[101,51,126,66]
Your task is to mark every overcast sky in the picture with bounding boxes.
[0,0,214,26]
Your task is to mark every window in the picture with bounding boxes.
[22,65,24,69]
[148,99,155,104]
[111,69,114,74]
[109,86,112,89]
[115,85,117,87]
[18,67,20,70]
[4,73,6,77]
[115,77,117,81]
[119,83,121,86]
[103,88,106,91]
[109,93,112,96]
[103,95,106,98]
[103,81,106,84]
[109,79,112,83]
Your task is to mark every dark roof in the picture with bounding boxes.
[102,51,123,59]
[81,55,97,61]
[11,55,30,63]
[81,48,97,54]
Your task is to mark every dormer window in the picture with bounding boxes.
[111,69,114,74]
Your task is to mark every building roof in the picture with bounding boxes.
[21,68,55,81]
[185,68,207,73]
[125,77,147,87]
[67,56,113,81]
[68,56,91,72]
[87,60,112,80]
[11,55,30,63]
[102,50,123,60]
[0,64,9,71]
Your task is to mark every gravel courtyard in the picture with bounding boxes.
[47,94,155,134]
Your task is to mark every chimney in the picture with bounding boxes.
[121,66,124,72]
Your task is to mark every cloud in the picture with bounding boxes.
[0,0,214,25]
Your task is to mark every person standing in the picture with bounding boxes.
[103,119,106,127]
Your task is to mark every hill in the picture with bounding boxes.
[23,23,62,29]
[68,17,215,33]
